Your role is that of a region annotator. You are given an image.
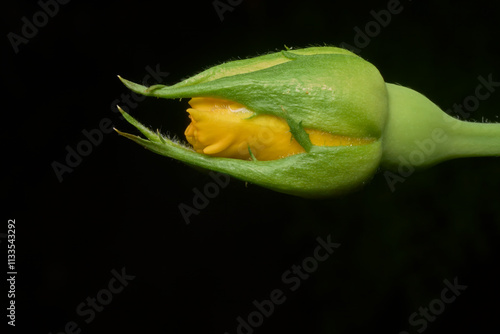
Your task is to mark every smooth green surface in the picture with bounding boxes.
[382,83,500,169]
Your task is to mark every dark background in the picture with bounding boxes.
[3,0,500,333]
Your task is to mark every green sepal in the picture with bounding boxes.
[118,49,387,140]
[114,108,382,198]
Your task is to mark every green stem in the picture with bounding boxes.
[381,83,500,170]
[443,118,500,160]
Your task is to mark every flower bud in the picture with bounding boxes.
[115,46,500,197]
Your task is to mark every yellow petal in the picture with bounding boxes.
[184,97,373,161]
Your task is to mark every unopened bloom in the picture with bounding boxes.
[115,46,500,197]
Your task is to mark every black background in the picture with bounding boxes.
[3,0,500,333]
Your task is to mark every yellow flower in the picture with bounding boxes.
[184,97,374,161]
